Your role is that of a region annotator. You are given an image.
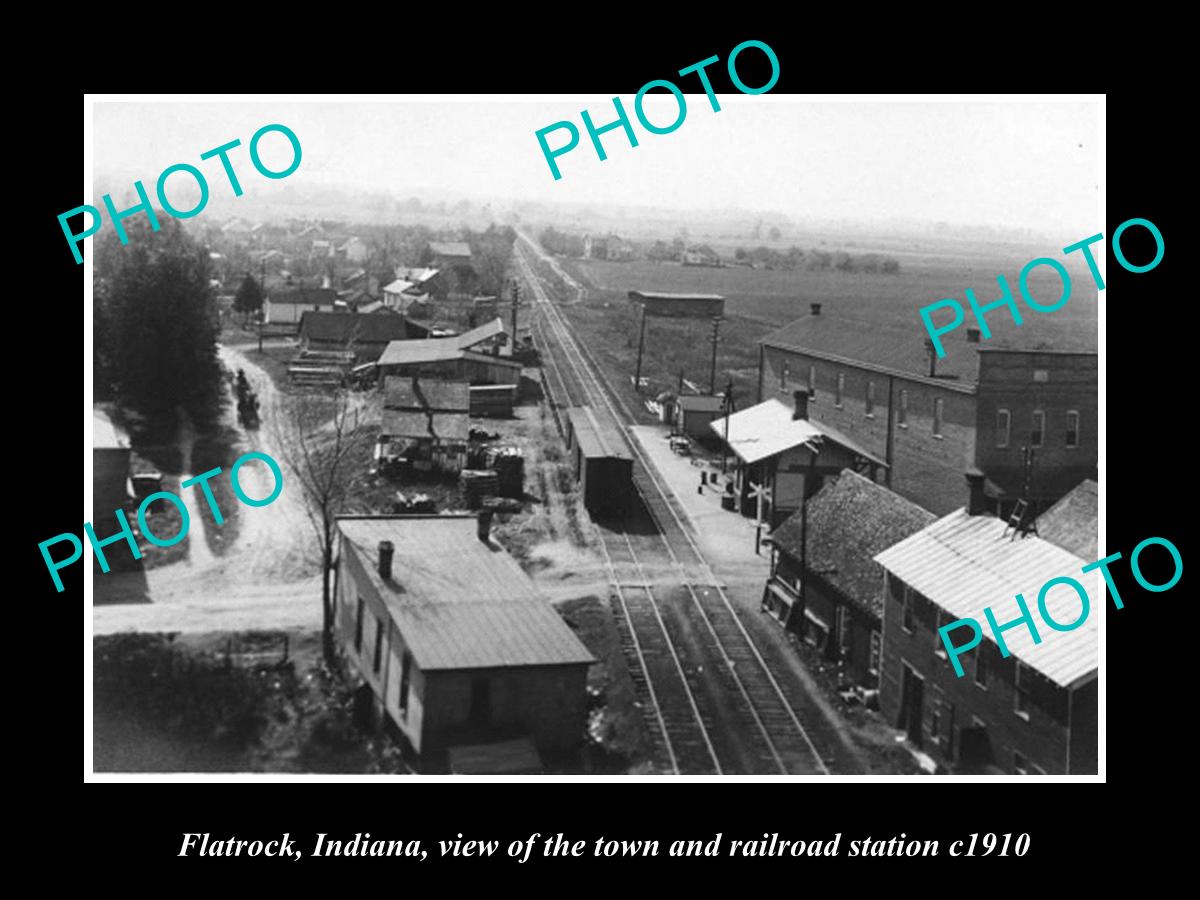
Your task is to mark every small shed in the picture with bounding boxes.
[674,395,727,439]
[565,406,633,518]
[379,377,471,473]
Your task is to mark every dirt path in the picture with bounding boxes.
[94,345,323,634]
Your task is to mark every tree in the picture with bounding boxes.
[94,216,222,424]
[769,226,782,241]
[274,387,372,664]
[234,273,264,321]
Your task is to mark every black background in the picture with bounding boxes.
[29,22,1180,882]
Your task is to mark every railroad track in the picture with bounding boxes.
[517,238,841,776]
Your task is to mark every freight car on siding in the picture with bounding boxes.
[564,406,633,519]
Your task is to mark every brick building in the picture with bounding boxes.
[763,470,934,688]
[872,478,1098,775]
[334,514,595,771]
[757,304,1097,516]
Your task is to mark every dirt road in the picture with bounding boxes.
[94,343,322,635]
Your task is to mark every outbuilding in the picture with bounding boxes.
[673,394,727,440]
[334,514,595,771]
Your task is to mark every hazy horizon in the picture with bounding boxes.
[91,98,1101,236]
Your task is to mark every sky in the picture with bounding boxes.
[92,97,1101,234]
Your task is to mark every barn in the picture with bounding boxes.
[334,513,595,771]
[565,406,633,518]
[298,311,420,363]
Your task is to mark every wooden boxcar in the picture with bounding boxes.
[565,406,633,518]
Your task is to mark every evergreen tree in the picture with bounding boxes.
[234,272,264,319]
[95,218,222,424]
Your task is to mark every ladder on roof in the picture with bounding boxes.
[1002,447,1039,540]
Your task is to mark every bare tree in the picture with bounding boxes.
[274,382,371,663]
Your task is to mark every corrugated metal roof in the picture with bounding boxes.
[873,509,1096,687]
[1036,479,1098,561]
[338,516,595,670]
[93,409,128,450]
[709,399,885,466]
[772,470,935,619]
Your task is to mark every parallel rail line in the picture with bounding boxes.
[517,239,835,775]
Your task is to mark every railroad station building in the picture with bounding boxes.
[872,477,1098,775]
[334,514,595,772]
[757,304,1097,517]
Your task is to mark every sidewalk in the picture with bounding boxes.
[628,424,770,582]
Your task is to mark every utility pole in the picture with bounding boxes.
[510,278,520,353]
[708,316,721,395]
[633,304,647,393]
[721,377,734,475]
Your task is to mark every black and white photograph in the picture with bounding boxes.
[79,94,1106,780]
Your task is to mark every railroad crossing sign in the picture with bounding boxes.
[748,481,772,526]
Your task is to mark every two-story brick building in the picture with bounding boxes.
[757,304,1097,517]
[872,477,1098,774]
[334,514,595,771]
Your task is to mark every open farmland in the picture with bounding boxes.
[555,239,1099,419]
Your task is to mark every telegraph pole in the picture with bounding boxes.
[510,278,520,352]
[633,305,647,393]
[721,377,734,475]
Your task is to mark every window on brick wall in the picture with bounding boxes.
[835,372,845,408]
[1014,663,1031,720]
[974,647,990,689]
[1066,410,1080,448]
[808,365,817,399]
[898,389,908,427]
[865,380,875,417]
[933,398,944,438]
[1031,410,1045,448]
[869,630,881,676]
[902,586,914,632]
[996,408,1011,448]
[933,611,948,660]
[780,361,789,391]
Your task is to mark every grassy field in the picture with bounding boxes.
[556,242,1099,417]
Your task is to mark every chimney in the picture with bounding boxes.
[792,389,810,420]
[966,328,981,343]
[378,540,395,580]
[810,302,822,316]
[965,469,988,516]
[477,509,494,543]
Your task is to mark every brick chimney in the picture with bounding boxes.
[477,509,494,543]
[965,469,989,516]
[810,302,822,316]
[792,389,810,421]
[967,328,981,343]
[378,540,395,580]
